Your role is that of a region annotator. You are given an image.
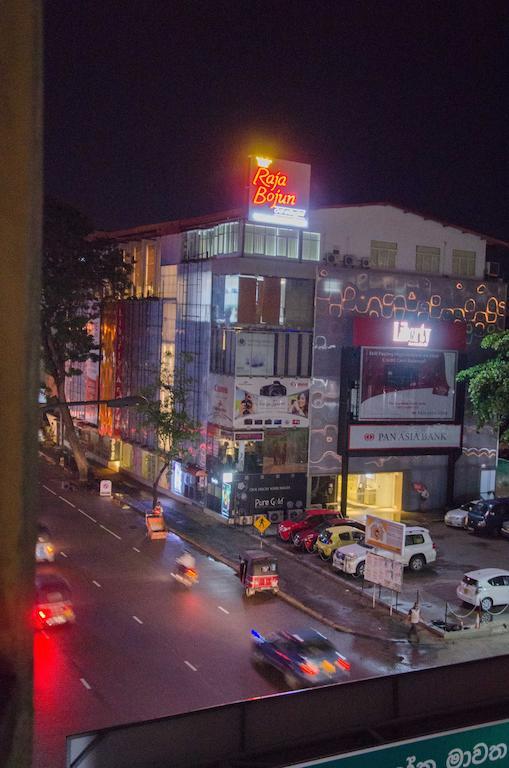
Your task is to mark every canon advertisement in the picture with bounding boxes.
[235,377,310,429]
[247,156,311,229]
[359,347,457,421]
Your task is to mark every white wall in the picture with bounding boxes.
[309,204,487,277]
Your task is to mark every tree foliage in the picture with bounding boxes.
[457,331,509,439]
[41,198,131,479]
[136,353,202,506]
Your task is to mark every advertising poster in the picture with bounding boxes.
[234,377,310,429]
[235,332,275,376]
[248,156,311,229]
[207,374,234,428]
[234,473,307,517]
[359,347,457,421]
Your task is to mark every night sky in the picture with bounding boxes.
[44,1,509,238]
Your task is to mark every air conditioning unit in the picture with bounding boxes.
[323,250,342,265]
[343,254,355,267]
[485,261,500,277]
[359,257,370,269]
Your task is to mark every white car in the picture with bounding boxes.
[333,525,437,578]
[456,568,509,611]
[444,501,479,528]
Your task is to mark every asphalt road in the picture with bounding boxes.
[34,462,509,768]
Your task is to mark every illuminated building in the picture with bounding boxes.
[79,160,508,522]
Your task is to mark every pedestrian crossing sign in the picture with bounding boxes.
[253,515,271,534]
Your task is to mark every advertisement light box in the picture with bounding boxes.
[248,156,311,229]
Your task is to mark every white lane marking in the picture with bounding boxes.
[60,551,68,558]
[59,496,76,508]
[132,615,143,624]
[42,485,57,496]
[218,606,230,615]
[132,546,141,553]
[80,678,92,690]
[99,524,122,540]
[79,508,97,523]
[184,660,197,672]
[92,580,102,588]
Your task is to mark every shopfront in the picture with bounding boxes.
[310,471,403,520]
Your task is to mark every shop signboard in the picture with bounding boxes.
[235,377,310,429]
[349,423,462,451]
[284,718,509,768]
[365,552,403,591]
[234,472,307,518]
[353,316,467,351]
[207,374,235,428]
[235,332,275,376]
[359,347,457,421]
[365,515,405,555]
[247,156,311,229]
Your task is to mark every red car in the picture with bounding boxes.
[278,509,344,543]
[295,518,365,551]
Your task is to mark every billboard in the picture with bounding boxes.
[349,423,462,450]
[365,552,403,592]
[235,377,310,429]
[248,156,310,229]
[233,472,307,518]
[365,515,405,555]
[353,316,467,351]
[207,374,235,428]
[359,347,457,421]
[235,332,275,375]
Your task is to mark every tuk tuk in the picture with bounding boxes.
[145,511,167,540]
[238,550,279,597]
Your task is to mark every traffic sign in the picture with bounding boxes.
[253,515,271,534]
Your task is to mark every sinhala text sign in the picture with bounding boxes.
[248,156,311,228]
[365,515,405,555]
[365,551,403,592]
[287,717,509,768]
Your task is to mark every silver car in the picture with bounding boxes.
[444,501,479,528]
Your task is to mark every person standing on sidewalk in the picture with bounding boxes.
[407,601,420,644]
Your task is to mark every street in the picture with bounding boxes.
[34,460,509,768]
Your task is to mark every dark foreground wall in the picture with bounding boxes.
[68,654,509,768]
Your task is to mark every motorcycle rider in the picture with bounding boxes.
[176,550,196,579]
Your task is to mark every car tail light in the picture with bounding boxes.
[336,656,350,671]
[299,662,318,676]
[433,543,436,549]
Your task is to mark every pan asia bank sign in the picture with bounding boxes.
[349,423,462,451]
[248,156,311,228]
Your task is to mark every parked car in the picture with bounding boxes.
[35,524,55,562]
[251,628,350,689]
[315,524,365,561]
[333,525,437,577]
[293,518,363,551]
[277,509,343,542]
[466,498,509,535]
[444,501,479,528]
[457,568,509,611]
[34,573,75,629]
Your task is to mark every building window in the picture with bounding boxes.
[244,224,298,259]
[416,245,440,274]
[370,240,397,269]
[161,265,178,299]
[452,249,476,277]
[145,243,156,296]
[302,231,320,261]
[184,222,240,260]
[133,244,143,297]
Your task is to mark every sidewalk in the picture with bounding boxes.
[39,445,508,643]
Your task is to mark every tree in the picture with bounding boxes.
[41,198,131,481]
[136,353,201,507]
[457,331,509,440]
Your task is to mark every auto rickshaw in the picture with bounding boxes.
[238,550,279,597]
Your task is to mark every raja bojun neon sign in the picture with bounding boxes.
[248,156,310,229]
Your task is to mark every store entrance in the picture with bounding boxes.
[346,472,403,521]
